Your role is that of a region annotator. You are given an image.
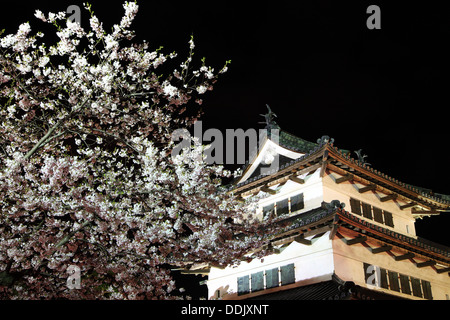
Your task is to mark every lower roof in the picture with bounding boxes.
[246,274,407,300]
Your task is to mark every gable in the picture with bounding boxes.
[237,138,305,184]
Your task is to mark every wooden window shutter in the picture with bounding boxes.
[276,198,289,216]
[263,204,274,219]
[265,268,279,289]
[363,263,371,284]
[362,203,373,219]
[290,193,304,213]
[380,268,389,289]
[350,198,362,215]
[400,274,411,295]
[237,275,249,295]
[280,263,295,285]
[388,271,400,292]
[251,271,264,292]
[411,277,423,298]
[384,211,394,227]
[373,207,384,223]
[421,280,433,300]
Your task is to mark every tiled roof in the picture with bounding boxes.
[336,208,450,262]
[268,203,450,264]
[246,274,407,300]
[279,205,337,231]
[327,144,450,207]
[231,125,450,209]
[247,278,350,300]
[278,130,318,153]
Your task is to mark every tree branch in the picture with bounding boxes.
[55,220,91,248]
[23,119,62,160]
[23,97,91,160]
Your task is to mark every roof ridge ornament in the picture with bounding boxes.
[259,104,279,129]
[354,149,371,166]
[317,135,334,145]
[322,200,346,210]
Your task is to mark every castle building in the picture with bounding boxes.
[202,118,450,300]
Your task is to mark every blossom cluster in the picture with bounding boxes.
[0,2,277,299]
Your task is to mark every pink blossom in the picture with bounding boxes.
[0,1,277,300]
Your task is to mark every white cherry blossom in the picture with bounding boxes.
[0,1,273,301]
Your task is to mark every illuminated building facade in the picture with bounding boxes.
[204,120,450,300]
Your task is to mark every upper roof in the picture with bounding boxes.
[232,123,450,218]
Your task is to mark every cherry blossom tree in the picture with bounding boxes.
[0,2,280,299]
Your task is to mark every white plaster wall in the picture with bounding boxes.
[207,231,335,299]
[256,168,324,220]
[212,169,450,300]
[322,173,417,237]
[333,235,450,300]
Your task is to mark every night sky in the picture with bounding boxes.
[2,0,450,247]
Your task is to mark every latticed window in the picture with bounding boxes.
[363,263,433,299]
[411,277,423,298]
[362,203,373,219]
[263,203,274,219]
[350,198,395,228]
[251,271,264,292]
[384,211,394,227]
[280,263,295,285]
[237,275,250,295]
[276,198,289,216]
[373,207,384,223]
[236,264,295,295]
[379,268,389,289]
[388,271,400,292]
[422,280,433,300]
[400,274,411,295]
[290,193,304,213]
[350,198,362,215]
[262,193,304,218]
[265,268,279,289]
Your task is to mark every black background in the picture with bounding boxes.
[2,1,449,247]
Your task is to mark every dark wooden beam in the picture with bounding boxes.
[329,216,341,240]
[411,209,441,215]
[393,252,415,261]
[400,202,416,210]
[343,235,367,246]
[289,175,305,184]
[304,225,332,239]
[319,150,329,178]
[296,162,323,177]
[436,267,450,274]
[260,186,276,195]
[320,160,328,178]
[416,260,436,268]
[369,245,392,254]
[266,242,281,254]
[180,269,211,275]
[294,235,312,245]
[335,174,353,184]
[358,184,376,193]
[380,194,397,202]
